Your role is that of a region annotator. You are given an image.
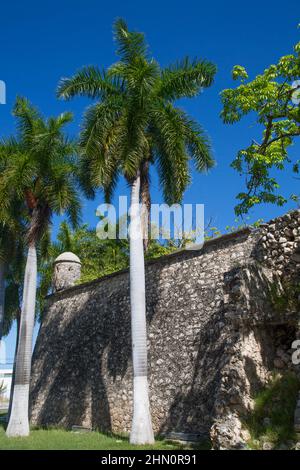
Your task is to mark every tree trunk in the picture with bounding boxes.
[0,260,5,342]
[7,308,21,421]
[129,173,154,444]
[6,243,37,437]
[140,160,151,252]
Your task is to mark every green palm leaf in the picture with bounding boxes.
[58,17,216,207]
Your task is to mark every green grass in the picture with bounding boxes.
[245,371,300,449]
[0,423,207,450]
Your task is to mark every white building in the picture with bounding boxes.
[0,369,12,407]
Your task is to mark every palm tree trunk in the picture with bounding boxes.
[140,160,151,252]
[6,243,37,437]
[129,173,154,444]
[7,308,21,421]
[0,260,5,342]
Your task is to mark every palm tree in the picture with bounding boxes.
[0,222,24,361]
[57,18,216,444]
[0,208,24,386]
[0,152,26,420]
[0,97,81,437]
[4,245,25,421]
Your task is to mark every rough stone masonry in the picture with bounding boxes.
[30,210,300,448]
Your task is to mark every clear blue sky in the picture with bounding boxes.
[0,0,299,362]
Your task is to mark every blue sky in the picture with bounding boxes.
[0,0,299,362]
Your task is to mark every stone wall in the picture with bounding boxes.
[30,210,300,448]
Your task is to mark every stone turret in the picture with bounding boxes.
[53,252,81,292]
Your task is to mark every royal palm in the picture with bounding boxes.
[58,19,216,443]
[0,98,81,437]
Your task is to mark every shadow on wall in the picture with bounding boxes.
[29,282,133,431]
[157,305,228,436]
[30,248,221,435]
[159,252,299,439]
[29,236,256,434]
[157,317,275,436]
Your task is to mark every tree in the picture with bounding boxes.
[57,18,216,444]
[0,149,27,419]
[0,229,25,358]
[0,97,81,437]
[0,161,25,394]
[221,38,300,215]
[4,248,26,421]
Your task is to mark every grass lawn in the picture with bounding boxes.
[0,421,205,450]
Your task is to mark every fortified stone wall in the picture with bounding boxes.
[30,210,300,448]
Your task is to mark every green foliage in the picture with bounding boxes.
[221,37,300,215]
[0,97,81,245]
[245,372,300,449]
[204,218,264,240]
[57,18,216,205]
[38,222,129,315]
[0,99,82,336]
[231,65,248,82]
[269,279,300,314]
[0,191,26,337]
[144,239,177,259]
[0,152,26,268]
[57,222,129,281]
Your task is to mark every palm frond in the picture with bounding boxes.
[48,112,73,130]
[13,96,42,147]
[56,20,216,212]
[57,66,122,101]
[56,221,73,251]
[182,114,215,171]
[151,104,190,203]
[103,168,120,203]
[158,58,217,100]
[113,18,148,63]
[80,97,123,159]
